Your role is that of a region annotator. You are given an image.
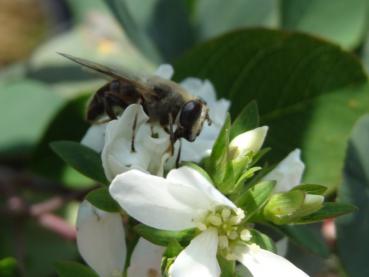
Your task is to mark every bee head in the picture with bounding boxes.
[175,99,210,142]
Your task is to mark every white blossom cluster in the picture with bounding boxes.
[77,65,309,277]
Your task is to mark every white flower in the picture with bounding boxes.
[109,166,308,277]
[101,104,171,180]
[81,123,108,153]
[229,126,268,160]
[76,200,164,277]
[262,149,305,193]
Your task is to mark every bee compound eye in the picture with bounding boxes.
[179,100,202,129]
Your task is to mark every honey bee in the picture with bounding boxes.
[59,53,211,152]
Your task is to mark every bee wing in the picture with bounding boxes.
[58,53,153,93]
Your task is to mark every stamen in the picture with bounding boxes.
[240,229,252,241]
[208,214,222,226]
[221,208,231,220]
[197,223,207,231]
[218,235,229,249]
[228,231,238,240]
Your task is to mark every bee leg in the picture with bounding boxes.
[168,114,176,156]
[175,139,182,168]
[131,109,139,152]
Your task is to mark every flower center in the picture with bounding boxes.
[197,207,252,253]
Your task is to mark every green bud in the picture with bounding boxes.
[295,194,324,218]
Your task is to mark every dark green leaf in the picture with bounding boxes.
[30,94,92,188]
[50,141,107,184]
[230,100,259,139]
[0,80,64,157]
[234,180,276,219]
[86,187,120,212]
[278,225,330,257]
[55,261,98,277]
[174,29,368,193]
[291,184,327,195]
[298,202,356,224]
[250,229,276,253]
[134,224,196,246]
[281,0,368,49]
[337,115,369,277]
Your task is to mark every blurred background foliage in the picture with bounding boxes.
[1,0,369,276]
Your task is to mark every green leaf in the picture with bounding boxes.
[0,257,18,277]
[278,225,330,257]
[134,224,196,246]
[336,115,369,277]
[55,261,98,277]
[235,180,276,219]
[298,202,356,224]
[30,94,92,188]
[0,80,64,157]
[291,184,327,195]
[50,141,108,184]
[230,100,260,139]
[207,114,231,188]
[263,190,305,225]
[174,29,368,193]
[86,187,120,213]
[250,229,276,253]
[281,0,368,49]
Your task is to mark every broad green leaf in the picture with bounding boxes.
[278,225,329,257]
[291,184,327,195]
[134,224,196,246]
[337,115,369,277]
[298,202,356,224]
[195,0,278,40]
[0,257,17,277]
[86,187,120,213]
[230,100,260,139]
[234,180,276,219]
[250,229,276,253]
[50,141,108,184]
[263,190,305,225]
[0,80,64,157]
[174,29,368,193]
[55,261,98,277]
[30,95,92,188]
[281,0,368,49]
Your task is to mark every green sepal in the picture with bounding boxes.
[50,141,108,184]
[296,202,357,224]
[206,114,231,188]
[234,180,276,220]
[55,261,98,277]
[134,224,197,246]
[263,190,305,225]
[161,240,183,277]
[230,100,259,140]
[250,229,277,253]
[85,187,121,213]
[291,184,327,195]
[218,255,235,277]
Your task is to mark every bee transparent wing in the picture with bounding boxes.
[58,53,151,91]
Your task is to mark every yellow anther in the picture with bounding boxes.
[197,223,207,231]
[228,231,238,240]
[218,235,229,249]
[208,214,222,226]
[240,229,252,241]
[221,208,231,220]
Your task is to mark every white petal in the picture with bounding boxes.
[81,123,108,153]
[167,166,236,209]
[109,169,212,230]
[155,64,174,79]
[229,126,268,159]
[169,229,220,277]
[127,238,164,277]
[102,104,170,180]
[76,200,126,277]
[180,78,204,96]
[235,244,308,277]
[263,149,305,193]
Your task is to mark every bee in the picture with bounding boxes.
[59,53,211,153]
